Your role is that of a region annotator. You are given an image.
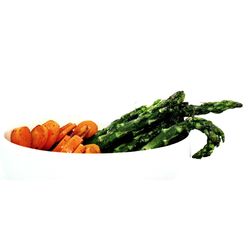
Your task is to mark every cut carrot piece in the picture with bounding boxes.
[56,123,76,142]
[73,144,86,153]
[61,135,83,153]
[42,120,60,150]
[84,120,98,138]
[85,144,101,153]
[72,123,88,137]
[52,135,71,152]
[73,120,98,138]
[11,126,32,148]
[31,125,49,149]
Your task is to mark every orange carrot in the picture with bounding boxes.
[57,123,76,142]
[42,120,60,150]
[74,120,98,139]
[52,135,71,152]
[84,120,98,138]
[72,122,88,138]
[60,135,83,153]
[73,144,86,153]
[31,125,49,149]
[85,144,101,153]
[11,126,32,148]
[10,119,100,154]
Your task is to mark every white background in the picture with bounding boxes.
[0,0,249,249]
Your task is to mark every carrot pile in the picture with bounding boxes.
[10,120,101,154]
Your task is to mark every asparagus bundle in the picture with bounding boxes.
[86,91,242,158]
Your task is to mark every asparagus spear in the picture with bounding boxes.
[95,105,148,137]
[113,115,187,152]
[141,117,225,159]
[94,99,241,142]
[114,128,189,153]
[183,100,243,116]
[95,91,185,136]
[87,90,242,156]
[88,92,186,150]
[113,127,161,152]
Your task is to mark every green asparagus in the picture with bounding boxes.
[87,91,186,150]
[183,100,243,116]
[142,117,225,158]
[86,90,242,159]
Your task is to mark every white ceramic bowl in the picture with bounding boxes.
[0,116,190,180]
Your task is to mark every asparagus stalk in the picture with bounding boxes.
[142,117,225,159]
[88,91,186,150]
[113,127,162,152]
[93,99,241,144]
[113,116,187,152]
[86,91,242,156]
[95,105,148,137]
[183,100,243,116]
[93,91,185,137]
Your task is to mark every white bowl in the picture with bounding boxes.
[0,116,190,180]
